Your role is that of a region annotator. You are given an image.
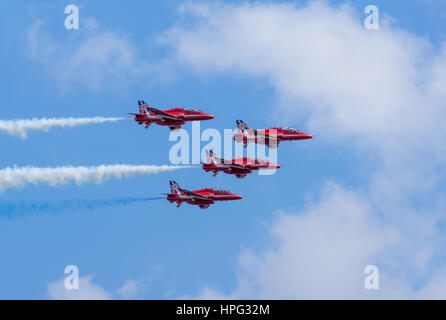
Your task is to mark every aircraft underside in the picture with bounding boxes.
[234,134,280,148]
[187,199,215,209]
[138,119,186,131]
[225,169,251,178]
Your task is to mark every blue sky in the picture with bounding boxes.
[0,0,445,299]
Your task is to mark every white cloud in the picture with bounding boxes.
[233,185,398,299]
[48,276,143,300]
[118,280,141,299]
[47,275,112,300]
[192,183,406,299]
[162,1,446,299]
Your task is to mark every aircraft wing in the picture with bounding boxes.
[227,163,250,170]
[146,106,181,121]
[179,188,211,201]
[254,129,276,138]
[252,129,278,143]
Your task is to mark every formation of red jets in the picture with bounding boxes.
[131,100,313,209]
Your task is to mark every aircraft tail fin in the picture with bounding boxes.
[236,120,250,133]
[206,148,223,164]
[206,149,216,163]
[138,100,150,114]
[170,180,181,194]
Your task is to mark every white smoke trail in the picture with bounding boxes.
[0,117,125,138]
[0,164,189,191]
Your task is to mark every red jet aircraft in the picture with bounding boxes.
[202,149,281,178]
[233,120,313,148]
[166,180,242,209]
[130,100,215,131]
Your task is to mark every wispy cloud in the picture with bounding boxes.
[27,19,158,91]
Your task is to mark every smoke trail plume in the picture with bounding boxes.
[0,164,189,191]
[0,197,164,217]
[0,117,125,138]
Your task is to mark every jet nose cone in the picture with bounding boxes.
[276,164,281,169]
[232,194,243,200]
[208,114,215,119]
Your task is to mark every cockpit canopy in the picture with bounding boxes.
[183,106,201,112]
[215,188,229,193]
[280,126,300,132]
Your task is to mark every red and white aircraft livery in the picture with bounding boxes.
[233,120,313,148]
[202,149,281,178]
[166,180,242,209]
[130,100,215,131]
